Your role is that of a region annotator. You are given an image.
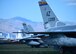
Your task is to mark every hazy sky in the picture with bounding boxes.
[0,0,76,22]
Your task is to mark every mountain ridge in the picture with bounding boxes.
[0,17,44,33]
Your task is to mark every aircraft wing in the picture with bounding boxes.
[13,31,76,38]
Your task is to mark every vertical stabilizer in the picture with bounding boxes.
[38,0,59,29]
[22,23,34,32]
[22,23,34,38]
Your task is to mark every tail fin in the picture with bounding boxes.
[21,23,34,38]
[38,0,59,29]
[22,23,34,32]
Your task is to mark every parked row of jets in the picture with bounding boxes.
[0,0,76,49]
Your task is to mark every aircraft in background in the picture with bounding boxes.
[0,32,17,43]
[14,23,48,48]
[0,32,5,40]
